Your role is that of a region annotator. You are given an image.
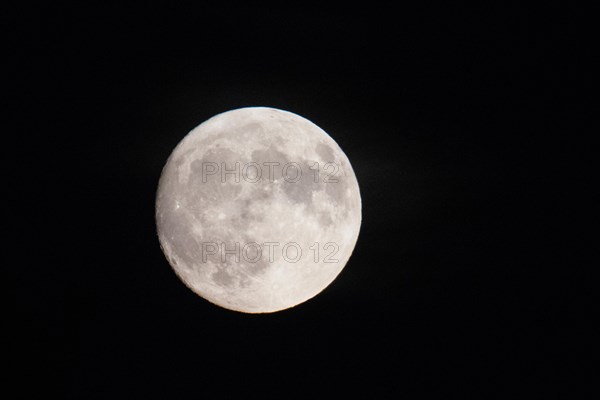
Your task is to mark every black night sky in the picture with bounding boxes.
[10,3,588,398]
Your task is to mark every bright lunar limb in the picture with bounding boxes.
[156,107,361,313]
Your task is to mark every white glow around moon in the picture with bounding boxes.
[156,107,361,313]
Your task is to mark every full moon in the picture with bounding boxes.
[156,107,361,313]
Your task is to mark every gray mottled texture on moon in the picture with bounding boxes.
[156,107,361,313]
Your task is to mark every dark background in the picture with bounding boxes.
[10,3,589,398]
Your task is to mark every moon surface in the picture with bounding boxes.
[156,107,361,313]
